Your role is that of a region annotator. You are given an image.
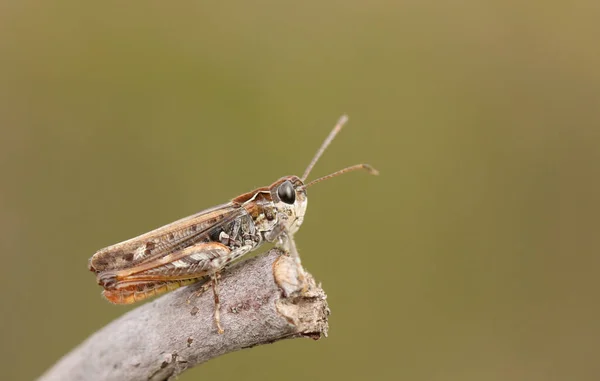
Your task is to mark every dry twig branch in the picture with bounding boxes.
[39,249,329,381]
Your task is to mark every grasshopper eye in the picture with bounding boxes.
[277,181,296,204]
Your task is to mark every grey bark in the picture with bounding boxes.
[38,249,329,381]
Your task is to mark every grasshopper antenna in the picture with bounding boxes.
[303,164,379,189]
[301,115,349,182]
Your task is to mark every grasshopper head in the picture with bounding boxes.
[270,175,308,236]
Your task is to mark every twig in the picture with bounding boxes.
[38,249,329,381]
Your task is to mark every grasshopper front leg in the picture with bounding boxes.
[279,234,308,293]
[265,220,308,293]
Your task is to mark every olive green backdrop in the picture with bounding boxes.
[1,1,599,380]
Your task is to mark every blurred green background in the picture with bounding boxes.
[1,1,599,380]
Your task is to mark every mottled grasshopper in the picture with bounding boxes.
[89,115,377,333]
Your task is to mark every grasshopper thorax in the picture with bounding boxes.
[233,175,308,240]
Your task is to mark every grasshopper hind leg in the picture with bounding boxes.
[186,272,224,334]
[210,272,224,334]
[186,277,214,303]
[102,278,200,304]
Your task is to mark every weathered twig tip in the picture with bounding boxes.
[39,249,329,381]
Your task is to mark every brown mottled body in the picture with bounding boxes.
[89,203,236,274]
[89,115,377,333]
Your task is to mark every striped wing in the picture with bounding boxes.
[88,202,243,274]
